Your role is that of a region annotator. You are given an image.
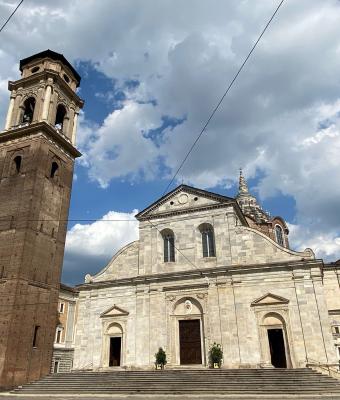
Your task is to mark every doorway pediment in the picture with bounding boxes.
[251,293,289,307]
[100,304,129,318]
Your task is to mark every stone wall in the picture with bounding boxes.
[51,349,74,373]
[73,260,336,370]
[91,202,312,283]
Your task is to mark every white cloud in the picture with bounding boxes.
[62,209,139,284]
[79,101,163,187]
[1,0,340,267]
[288,223,340,262]
[65,209,139,258]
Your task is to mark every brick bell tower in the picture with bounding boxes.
[0,50,83,388]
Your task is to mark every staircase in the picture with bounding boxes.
[12,368,340,396]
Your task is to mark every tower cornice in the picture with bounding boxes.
[8,70,84,108]
[0,121,81,158]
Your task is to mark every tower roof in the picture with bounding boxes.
[236,170,270,223]
[20,49,81,86]
[238,169,250,196]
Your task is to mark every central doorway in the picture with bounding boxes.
[109,337,121,366]
[267,328,287,368]
[179,319,202,364]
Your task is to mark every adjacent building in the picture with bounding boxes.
[51,284,78,373]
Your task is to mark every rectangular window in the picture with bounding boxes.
[207,231,215,257]
[202,230,215,257]
[335,326,340,334]
[55,328,63,344]
[32,325,39,347]
[202,231,208,257]
[59,302,65,313]
[53,361,59,374]
[164,236,175,262]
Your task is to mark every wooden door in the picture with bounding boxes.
[179,319,202,364]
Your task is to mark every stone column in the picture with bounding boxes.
[67,108,75,141]
[14,93,23,125]
[71,112,78,145]
[42,84,52,121]
[222,277,242,368]
[4,95,15,130]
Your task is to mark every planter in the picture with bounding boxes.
[213,363,220,369]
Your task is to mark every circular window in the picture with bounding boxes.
[31,66,40,74]
[178,194,188,204]
[194,197,198,201]
[170,201,174,205]
[63,74,70,83]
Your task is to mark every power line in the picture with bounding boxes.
[162,0,285,196]
[0,301,56,308]
[0,0,24,33]
[145,1,286,273]
[1,219,139,222]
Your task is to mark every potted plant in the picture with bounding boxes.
[155,347,167,370]
[209,342,223,368]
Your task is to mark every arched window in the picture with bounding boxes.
[21,97,36,124]
[13,155,22,174]
[275,225,284,247]
[50,162,59,178]
[162,229,175,262]
[200,224,216,257]
[55,104,67,132]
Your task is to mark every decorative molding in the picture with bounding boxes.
[163,283,209,292]
[251,292,289,307]
[100,304,129,318]
[140,202,234,221]
[77,259,323,291]
[136,185,235,219]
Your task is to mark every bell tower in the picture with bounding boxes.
[0,50,83,388]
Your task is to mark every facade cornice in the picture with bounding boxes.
[136,184,248,226]
[136,185,234,218]
[139,202,235,221]
[76,259,323,292]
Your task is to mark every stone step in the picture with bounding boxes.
[12,368,340,395]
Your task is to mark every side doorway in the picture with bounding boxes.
[267,328,287,368]
[109,337,122,367]
[102,322,124,368]
[261,313,292,368]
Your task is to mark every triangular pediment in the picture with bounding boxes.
[251,293,289,307]
[100,304,129,318]
[136,184,236,220]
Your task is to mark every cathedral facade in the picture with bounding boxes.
[72,177,338,370]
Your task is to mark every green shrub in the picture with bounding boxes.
[209,342,223,368]
[155,347,167,369]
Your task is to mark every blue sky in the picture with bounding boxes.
[0,0,339,285]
